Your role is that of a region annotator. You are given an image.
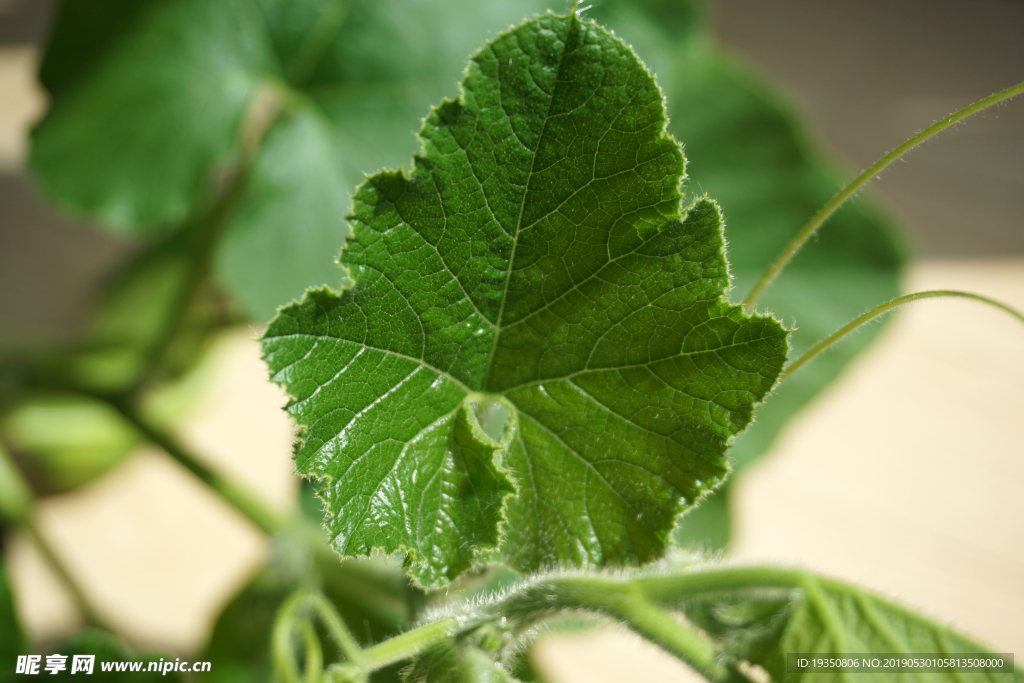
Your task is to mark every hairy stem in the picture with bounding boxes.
[326,617,459,681]
[742,80,1024,309]
[634,566,812,601]
[780,290,1024,380]
[556,578,734,681]
[356,618,458,672]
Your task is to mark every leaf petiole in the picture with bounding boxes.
[329,618,458,681]
[552,579,736,682]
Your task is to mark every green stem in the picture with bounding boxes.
[556,578,733,681]
[361,618,458,670]
[780,290,1024,380]
[130,179,243,395]
[634,566,813,605]
[329,618,458,681]
[0,438,110,630]
[23,517,109,630]
[742,80,1024,309]
[108,399,283,536]
[298,619,325,683]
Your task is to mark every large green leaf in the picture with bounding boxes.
[31,0,903,558]
[586,0,904,548]
[262,13,788,588]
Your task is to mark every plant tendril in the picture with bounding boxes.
[273,592,366,683]
[780,290,1024,381]
[743,80,1024,310]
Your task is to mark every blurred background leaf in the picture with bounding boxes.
[679,575,1009,682]
[0,394,139,495]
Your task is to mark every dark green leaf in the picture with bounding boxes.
[262,13,788,588]
[31,0,274,232]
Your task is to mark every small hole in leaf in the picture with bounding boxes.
[472,398,509,442]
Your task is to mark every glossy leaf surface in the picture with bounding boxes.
[262,13,788,587]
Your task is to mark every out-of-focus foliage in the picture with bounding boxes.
[0,394,138,494]
[681,574,1013,682]
[54,630,187,682]
[31,0,558,321]
[0,559,25,682]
